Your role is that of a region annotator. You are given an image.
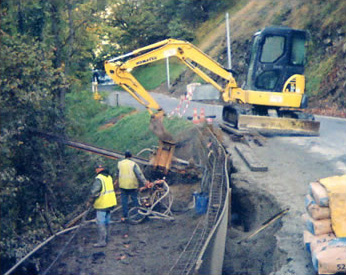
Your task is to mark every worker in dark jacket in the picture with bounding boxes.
[116,150,150,222]
[88,163,117,247]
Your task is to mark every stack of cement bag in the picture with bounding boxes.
[303,175,346,275]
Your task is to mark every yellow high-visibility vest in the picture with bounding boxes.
[118,159,139,189]
[93,174,117,209]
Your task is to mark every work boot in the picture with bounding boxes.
[93,225,107,248]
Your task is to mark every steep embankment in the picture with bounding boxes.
[172,0,346,117]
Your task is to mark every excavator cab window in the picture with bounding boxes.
[255,70,279,91]
[290,35,306,65]
[260,35,285,63]
[245,27,307,93]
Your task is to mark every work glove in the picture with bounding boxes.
[145,181,153,189]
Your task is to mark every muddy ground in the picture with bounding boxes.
[38,182,202,275]
[25,117,345,275]
[35,128,207,275]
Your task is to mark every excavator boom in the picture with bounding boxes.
[105,28,319,159]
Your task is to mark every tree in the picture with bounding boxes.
[0,32,69,272]
[102,0,228,56]
[105,0,165,51]
[176,0,228,27]
[1,0,104,93]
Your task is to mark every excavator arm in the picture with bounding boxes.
[104,39,239,111]
[105,31,319,141]
[105,38,307,109]
[104,38,239,150]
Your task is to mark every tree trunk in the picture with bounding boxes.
[49,0,66,110]
[65,0,74,76]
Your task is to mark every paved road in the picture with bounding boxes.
[103,88,223,120]
[279,115,346,173]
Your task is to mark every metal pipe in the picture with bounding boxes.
[226,12,232,70]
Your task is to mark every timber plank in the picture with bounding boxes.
[235,143,268,172]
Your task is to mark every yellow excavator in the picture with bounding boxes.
[104,27,320,170]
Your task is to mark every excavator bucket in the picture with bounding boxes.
[152,140,176,174]
[237,115,320,136]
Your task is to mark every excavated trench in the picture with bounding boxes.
[223,181,287,275]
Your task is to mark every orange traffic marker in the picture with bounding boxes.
[192,108,199,124]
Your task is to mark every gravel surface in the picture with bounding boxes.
[223,116,346,275]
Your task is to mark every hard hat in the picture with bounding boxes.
[125,150,132,158]
[95,163,105,172]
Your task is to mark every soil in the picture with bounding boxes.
[20,119,345,275]
[37,182,203,275]
[36,129,207,275]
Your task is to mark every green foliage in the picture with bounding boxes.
[305,55,336,96]
[1,0,45,38]
[176,0,228,28]
[133,59,186,90]
[89,110,191,155]
[0,33,69,268]
[167,17,195,41]
[103,0,230,56]
[63,90,193,214]
[298,0,345,102]
[105,0,170,51]
[66,90,133,140]
[66,90,192,155]
[1,0,344,272]
[1,0,103,91]
[92,112,156,152]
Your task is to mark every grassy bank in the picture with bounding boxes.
[133,58,186,90]
[66,90,192,156]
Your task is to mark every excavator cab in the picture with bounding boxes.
[245,27,307,95]
[222,26,319,135]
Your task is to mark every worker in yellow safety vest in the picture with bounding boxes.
[116,150,150,222]
[87,163,117,247]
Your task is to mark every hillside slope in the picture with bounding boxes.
[171,0,346,117]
